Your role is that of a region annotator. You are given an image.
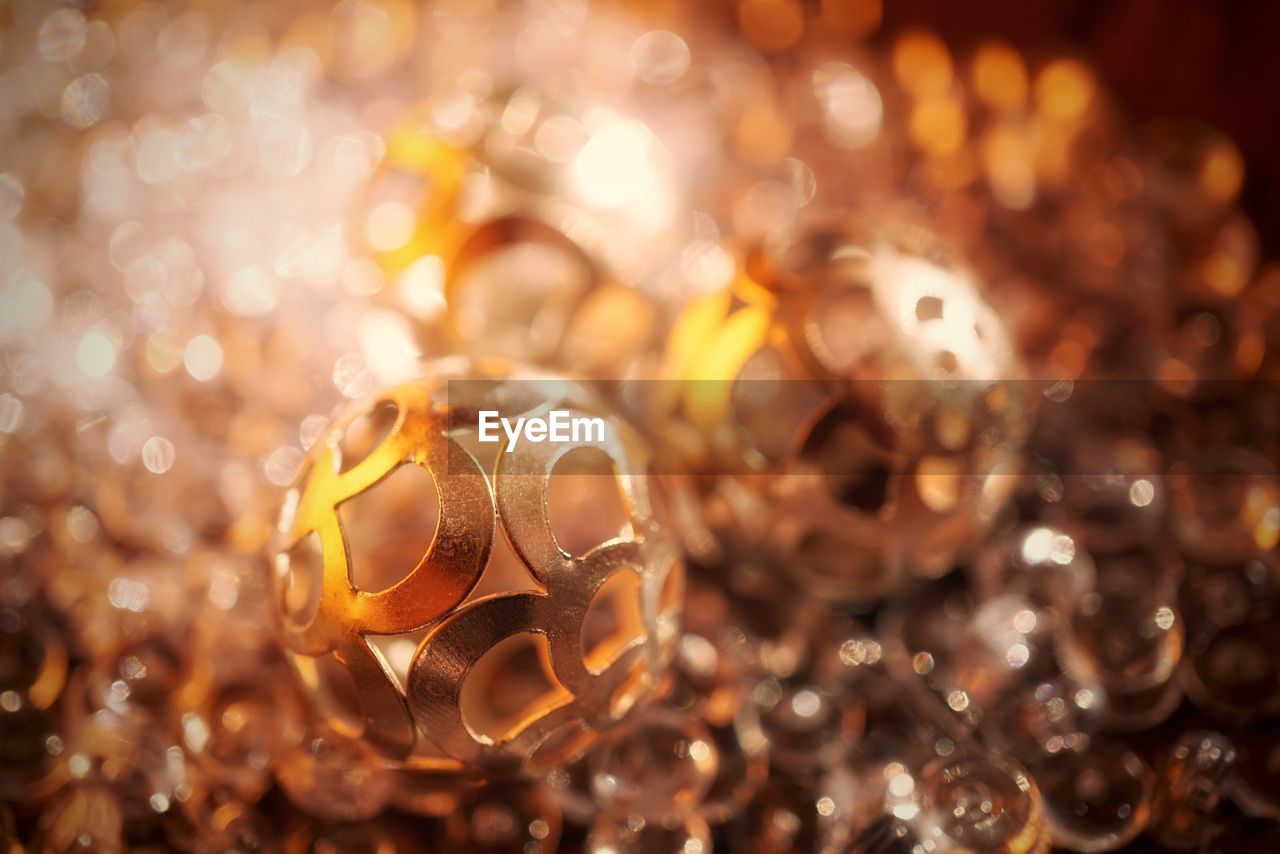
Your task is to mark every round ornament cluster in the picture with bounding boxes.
[0,0,1279,851]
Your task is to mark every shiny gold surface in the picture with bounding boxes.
[273,360,682,772]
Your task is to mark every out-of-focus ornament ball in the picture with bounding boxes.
[660,218,1028,602]
[359,90,684,375]
[270,358,683,777]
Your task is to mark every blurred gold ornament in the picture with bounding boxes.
[657,218,1027,600]
[359,92,679,373]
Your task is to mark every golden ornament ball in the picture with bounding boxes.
[271,358,684,776]
[657,217,1028,601]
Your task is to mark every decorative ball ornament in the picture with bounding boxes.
[359,92,678,374]
[271,359,683,774]
[659,218,1028,600]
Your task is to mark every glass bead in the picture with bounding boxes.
[1182,618,1280,723]
[88,636,188,713]
[182,679,304,802]
[1058,546,1185,730]
[665,627,751,728]
[972,525,1095,622]
[720,777,820,854]
[274,729,395,822]
[915,753,1048,853]
[1227,716,1280,820]
[1179,555,1280,635]
[984,676,1106,764]
[586,811,713,854]
[445,782,562,854]
[73,554,194,659]
[1166,448,1280,564]
[846,815,926,853]
[965,592,1057,683]
[882,580,1044,732]
[854,676,964,776]
[1040,432,1167,553]
[720,572,823,680]
[1032,737,1152,852]
[697,703,769,825]
[1149,731,1237,850]
[1099,678,1185,734]
[814,760,925,852]
[589,707,718,824]
[879,581,984,731]
[751,673,859,773]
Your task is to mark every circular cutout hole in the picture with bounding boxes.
[291,650,365,738]
[547,447,632,557]
[803,401,899,515]
[367,628,430,694]
[340,462,440,593]
[465,526,543,602]
[452,242,592,360]
[277,531,324,628]
[459,632,570,743]
[916,295,944,322]
[581,568,646,674]
[934,350,959,376]
[337,399,399,473]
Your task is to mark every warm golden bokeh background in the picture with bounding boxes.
[878,0,1280,254]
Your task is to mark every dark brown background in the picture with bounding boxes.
[875,0,1280,256]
